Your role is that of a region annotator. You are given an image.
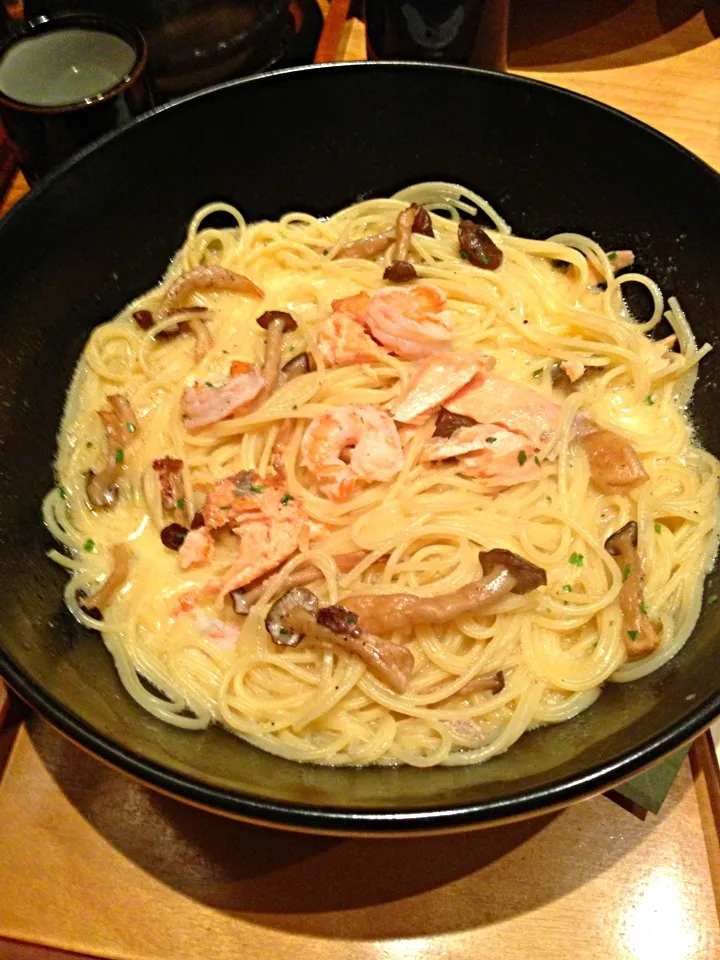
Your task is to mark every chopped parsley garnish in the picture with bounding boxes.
[346,614,358,625]
[608,251,617,261]
[249,484,266,494]
[114,448,124,464]
[562,584,572,592]
[127,422,136,433]
[627,630,639,642]
[278,627,290,635]
[645,394,655,406]
[709,594,719,605]
[532,368,543,378]
[622,562,631,582]
[219,505,231,510]
[281,493,294,505]
[58,486,69,500]
[640,600,648,614]
[480,253,489,265]
[517,450,528,466]
[569,552,584,567]
[460,250,469,260]
[534,455,541,466]
[485,436,496,444]
[83,539,95,552]
[176,498,185,509]
[655,523,662,534]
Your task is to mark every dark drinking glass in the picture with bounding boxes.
[365,0,509,70]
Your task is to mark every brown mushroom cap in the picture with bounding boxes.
[133,309,154,330]
[278,351,313,386]
[458,220,503,270]
[383,260,418,282]
[478,548,547,593]
[433,407,478,438]
[256,310,297,332]
[605,520,639,555]
[411,204,434,238]
[265,586,319,645]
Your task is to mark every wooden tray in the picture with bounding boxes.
[0,714,718,960]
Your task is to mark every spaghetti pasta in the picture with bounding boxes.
[44,182,719,766]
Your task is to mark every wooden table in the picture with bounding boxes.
[1,3,720,957]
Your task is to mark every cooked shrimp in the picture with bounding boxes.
[365,286,453,360]
[300,405,404,501]
[315,312,388,367]
[445,375,562,449]
[422,425,541,486]
[182,361,265,431]
[331,286,453,361]
[390,351,495,425]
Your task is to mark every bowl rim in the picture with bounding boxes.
[2,60,720,834]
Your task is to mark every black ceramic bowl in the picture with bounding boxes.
[1,63,719,835]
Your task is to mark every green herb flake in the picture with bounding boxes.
[562,584,572,592]
[608,251,617,261]
[176,498,185,510]
[640,600,648,614]
[517,450,528,466]
[627,629,639,642]
[532,368,543,378]
[460,250,469,260]
[83,539,96,552]
[569,552,584,567]
[219,505,231,511]
[281,493,294,505]
[534,455,541,466]
[485,436,497,444]
[292,404,298,411]
[346,614,358,625]
[480,254,489,265]
[249,484,266,494]
[58,486,69,500]
[622,562,631,582]
[645,394,655,406]
[708,594,719,605]
[114,448,124,464]
[655,523,662,534]
[278,627,290,636]
[127,422,136,433]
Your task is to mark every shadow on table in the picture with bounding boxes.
[509,0,720,71]
[27,716,686,941]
